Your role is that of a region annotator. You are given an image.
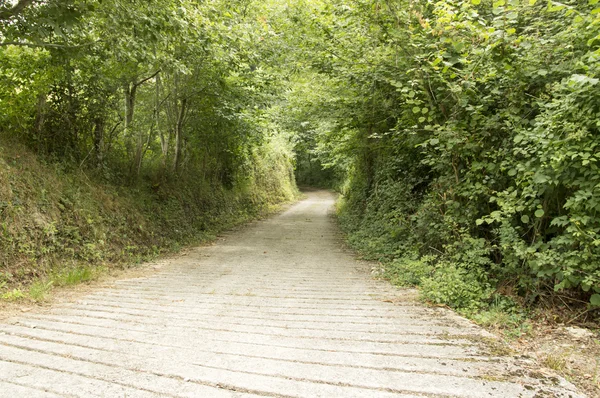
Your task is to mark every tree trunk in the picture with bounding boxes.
[35,93,46,154]
[173,97,187,174]
[124,70,161,179]
[124,82,137,136]
[93,117,105,168]
[156,73,169,172]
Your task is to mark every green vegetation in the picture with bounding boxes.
[264,0,600,324]
[1,0,599,325]
[0,0,298,299]
[0,137,296,300]
[542,352,569,372]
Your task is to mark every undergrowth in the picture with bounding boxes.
[0,140,298,303]
[336,193,591,338]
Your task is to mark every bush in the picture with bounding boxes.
[420,263,493,313]
[385,255,435,287]
[327,1,600,310]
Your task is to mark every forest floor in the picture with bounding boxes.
[0,191,586,397]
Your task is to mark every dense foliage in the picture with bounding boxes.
[269,0,600,313]
[0,0,294,182]
[0,0,298,292]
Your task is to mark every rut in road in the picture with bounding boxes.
[0,191,584,397]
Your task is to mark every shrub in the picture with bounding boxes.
[385,255,435,287]
[420,263,493,313]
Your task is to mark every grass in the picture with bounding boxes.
[542,352,568,372]
[1,288,25,301]
[0,140,299,305]
[51,266,100,287]
[471,307,533,339]
[28,280,53,302]
[1,265,103,303]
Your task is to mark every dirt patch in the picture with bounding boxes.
[506,324,600,397]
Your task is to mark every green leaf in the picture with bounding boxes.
[590,294,600,306]
[412,107,421,114]
[535,209,545,218]
[582,283,591,292]
[548,3,566,12]
[569,74,599,85]
[508,169,517,176]
[533,173,549,184]
[529,0,537,4]
[521,215,530,223]
[476,218,484,226]
[471,0,481,4]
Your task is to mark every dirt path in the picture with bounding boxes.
[0,191,585,397]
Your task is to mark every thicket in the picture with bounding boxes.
[275,0,600,317]
[0,0,298,295]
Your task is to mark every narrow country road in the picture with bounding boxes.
[0,191,584,397]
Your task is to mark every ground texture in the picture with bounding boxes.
[0,191,586,397]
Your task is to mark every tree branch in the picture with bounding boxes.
[133,69,162,88]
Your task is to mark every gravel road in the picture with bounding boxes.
[0,190,585,397]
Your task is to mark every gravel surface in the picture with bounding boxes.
[0,190,585,397]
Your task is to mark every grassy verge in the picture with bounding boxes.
[1,199,292,305]
[2,265,104,303]
[0,140,298,304]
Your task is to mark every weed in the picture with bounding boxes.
[543,352,568,372]
[52,266,97,287]
[2,289,25,301]
[480,374,510,383]
[28,280,53,302]
[472,307,532,339]
[385,256,435,287]
[420,263,493,313]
